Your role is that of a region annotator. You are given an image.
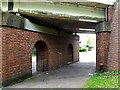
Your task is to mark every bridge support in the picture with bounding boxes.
[107,3,120,71]
[95,3,120,72]
[96,21,111,71]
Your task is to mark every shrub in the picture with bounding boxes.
[86,45,89,48]
[88,46,93,51]
[32,54,36,57]
[79,47,87,52]
[86,45,93,51]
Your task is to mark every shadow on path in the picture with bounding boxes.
[7,61,96,88]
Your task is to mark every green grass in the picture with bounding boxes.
[85,71,120,88]
[10,77,33,86]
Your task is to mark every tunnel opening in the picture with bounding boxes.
[78,33,96,69]
[32,41,48,74]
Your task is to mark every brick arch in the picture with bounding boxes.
[67,44,73,62]
[31,37,48,50]
[33,40,49,72]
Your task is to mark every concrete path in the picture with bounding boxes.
[80,51,96,63]
[7,51,96,88]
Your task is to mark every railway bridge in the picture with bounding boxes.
[0,0,119,86]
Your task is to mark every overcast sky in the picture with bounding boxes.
[88,0,116,5]
[2,0,116,4]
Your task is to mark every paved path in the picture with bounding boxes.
[7,51,96,88]
[80,51,96,63]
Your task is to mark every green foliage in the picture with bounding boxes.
[86,37,94,46]
[32,54,36,57]
[23,77,33,82]
[86,45,89,48]
[85,37,95,51]
[79,47,87,52]
[85,45,93,51]
[10,77,33,86]
[33,46,36,50]
[86,37,95,47]
[85,71,119,88]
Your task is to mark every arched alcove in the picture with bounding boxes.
[32,41,48,73]
[67,44,73,63]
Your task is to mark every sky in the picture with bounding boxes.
[88,0,116,5]
[2,0,116,4]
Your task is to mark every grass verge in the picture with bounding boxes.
[85,71,120,88]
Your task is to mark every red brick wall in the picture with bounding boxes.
[108,6,113,23]
[0,28,2,85]
[0,26,79,86]
[108,3,119,71]
[118,3,120,71]
[67,44,73,62]
[96,32,110,71]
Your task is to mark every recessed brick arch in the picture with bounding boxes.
[67,44,73,62]
[34,40,48,72]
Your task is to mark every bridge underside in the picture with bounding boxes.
[2,2,108,33]
[18,9,97,34]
